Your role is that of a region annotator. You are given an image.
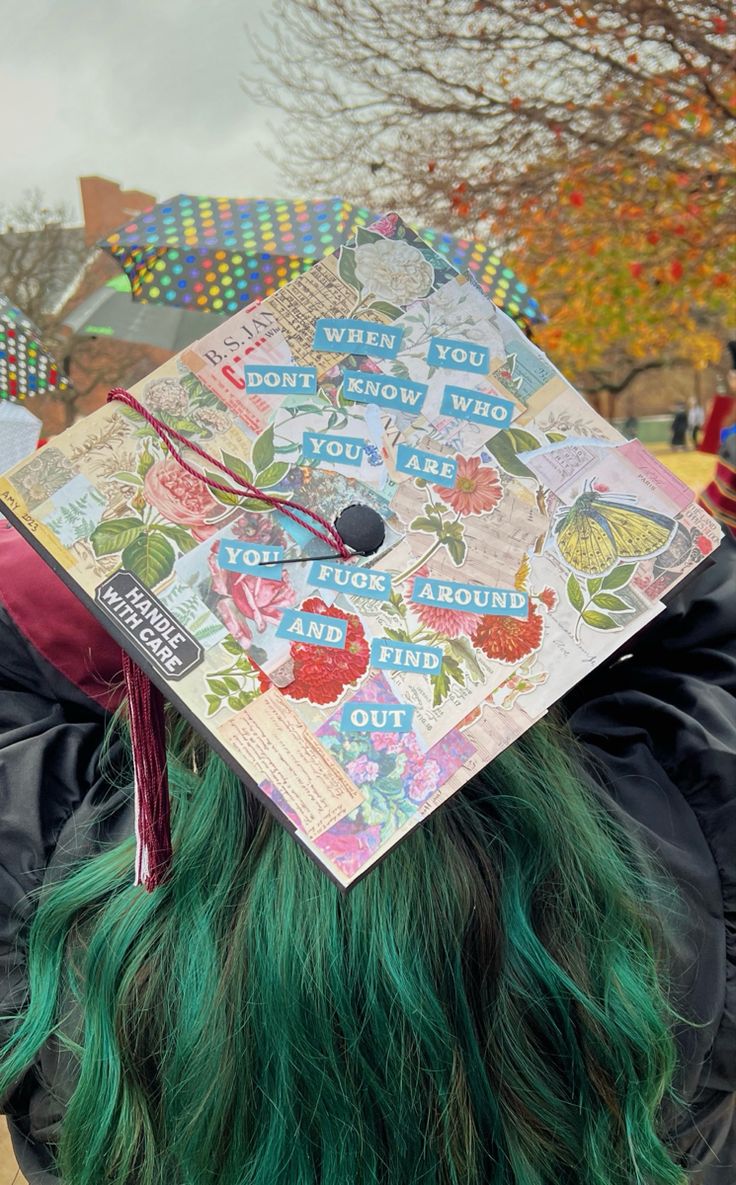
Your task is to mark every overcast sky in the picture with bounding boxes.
[0,0,285,222]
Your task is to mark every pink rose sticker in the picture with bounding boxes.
[208,544,296,648]
[144,459,222,541]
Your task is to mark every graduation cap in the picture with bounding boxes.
[0,215,721,891]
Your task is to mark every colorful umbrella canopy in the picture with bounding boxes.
[416,227,541,322]
[63,273,226,352]
[98,196,542,323]
[0,294,69,402]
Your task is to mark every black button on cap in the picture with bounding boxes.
[334,504,386,555]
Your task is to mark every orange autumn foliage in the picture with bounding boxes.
[258,0,736,397]
[501,146,734,395]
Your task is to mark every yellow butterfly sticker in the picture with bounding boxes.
[554,491,677,576]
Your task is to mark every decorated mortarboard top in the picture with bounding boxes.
[0,214,721,890]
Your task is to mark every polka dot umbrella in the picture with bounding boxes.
[0,294,70,402]
[97,196,543,323]
[415,227,542,324]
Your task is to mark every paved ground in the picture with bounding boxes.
[0,443,718,1185]
[0,1122,19,1183]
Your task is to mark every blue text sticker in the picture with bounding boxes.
[340,702,415,733]
[342,369,427,415]
[395,444,457,487]
[439,384,516,427]
[275,609,347,649]
[427,336,490,374]
[217,539,284,581]
[244,364,317,396]
[411,578,528,617]
[303,433,364,467]
[370,637,443,674]
[313,318,403,358]
[308,560,391,601]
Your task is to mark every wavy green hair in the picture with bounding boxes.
[0,719,685,1185]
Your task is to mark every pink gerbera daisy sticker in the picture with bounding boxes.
[435,455,503,517]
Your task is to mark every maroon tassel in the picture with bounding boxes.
[122,651,172,891]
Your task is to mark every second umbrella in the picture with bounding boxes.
[63,274,227,352]
[98,196,542,323]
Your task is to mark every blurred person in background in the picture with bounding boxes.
[687,397,705,449]
[700,402,736,538]
[671,401,688,450]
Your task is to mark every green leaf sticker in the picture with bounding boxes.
[545,431,567,443]
[443,654,465,686]
[251,427,275,474]
[388,588,407,617]
[210,489,240,507]
[221,452,254,486]
[581,609,621,631]
[114,470,144,486]
[355,226,383,247]
[446,636,484,682]
[409,516,439,533]
[221,634,243,656]
[389,359,411,379]
[151,523,197,553]
[384,626,412,643]
[368,300,403,320]
[337,246,358,289]
[170,417,202,435]
[121,532,175,585]
[508,428,540,453]
[592,592,632,613]
[90,517,145,557]
[601,562,637,591]
[486,431,533,479]
[446,537,467,565]
[443,525,467,566]
[431,668,451,707]
[205,467,240,506]
[256,461,289,488]
[238,497,278,514]
[137,448,155,479]
[567,573,584,611]
[586,577,602,594]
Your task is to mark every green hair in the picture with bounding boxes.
[0,718,685,1185]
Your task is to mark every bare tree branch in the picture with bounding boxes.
[244,0,734,396]
[246,0,735,234]
[582,357,687,396]
[0,191,88,326]
[0,192,152,429]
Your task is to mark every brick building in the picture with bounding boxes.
[35,177,172,436]
[0,177,171,436]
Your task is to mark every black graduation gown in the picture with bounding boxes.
[0,541,734,1184]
